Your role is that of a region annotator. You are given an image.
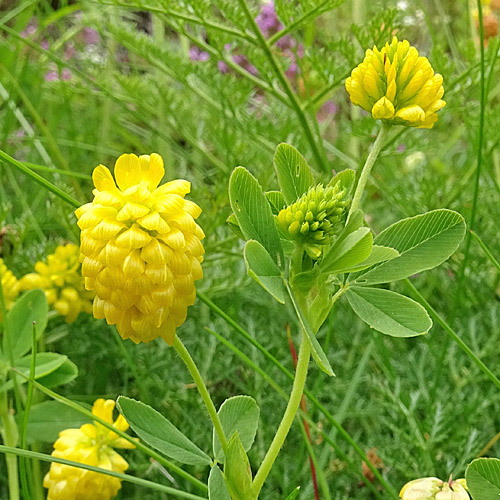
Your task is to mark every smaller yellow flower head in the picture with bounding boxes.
[400,477,469,500]
[19,243,94,323]
[277,183,349,259]
[76,153,205,345]
[44,399,135,500]
[0,258,19,311]
[345,36,446,128]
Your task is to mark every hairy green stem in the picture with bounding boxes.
[252,330,311,495]
[197,291,398,498]
[349,122,391,216]
[173,336,228,454]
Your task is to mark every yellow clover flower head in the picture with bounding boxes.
[19,243,94,323]
[43,398,135,500]
[345,36,446,128]
[0,258,19,311]
[400,477,469,500]
[277,183,349,259]
[76,153,205,345]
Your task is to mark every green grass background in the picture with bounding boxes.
[0,0,499,498]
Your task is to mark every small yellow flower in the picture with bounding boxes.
[277,183,349,259]
[43,399,135,500]
[345,36,446,128]
[400,477,469,500]
[0,258,19,311]
[19,243,94,323]
[76,153,204,345]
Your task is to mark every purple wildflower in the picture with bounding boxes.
[83,27,100,45]
[189,46,210,62]
[41,40,49,50]
[217,61,229,74]
[21,18,38,38]
[255,2,283,37]
[317,100,339,122]
[397,144,406,152]
[45,71,58,82]
[45,68,72,82]
[61,68,72,81]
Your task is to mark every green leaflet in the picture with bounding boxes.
[224,432,256,500]
[346,286,432,338]
[7,289,48,359]
[352,209,466,285]
[466,458,500,500]
[229,167,284,268]
[286,282,335,376]
[244,240,286,304]
[208,466,231,500]
[117,396,211,466]
[320,227,373,274]
[213,395,260,463]
[274,143,315,205]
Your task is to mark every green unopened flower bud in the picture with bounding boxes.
[400,477,469,500]
[277,183,349,259]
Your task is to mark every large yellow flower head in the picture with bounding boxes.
[400,477,469,500]
[0,258,19,311]
[76,153,204,345]
[43,399,135,500]
[345,36,445,128]
[19,243,94,323]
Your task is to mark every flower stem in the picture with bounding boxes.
[0,393,20,500]
[173,336,228,454]
[252,329,311,495]
[349,122,391,217]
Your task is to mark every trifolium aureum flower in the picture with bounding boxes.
[0,258,19,311]
[345,36,445,128]
[19,243,94,323]
[400,477,469,500]
[44,399,134,500]
[76,153,204,345]
[277,183,349,259]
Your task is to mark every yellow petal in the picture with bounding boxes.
[90,219,126,240]
[116,202,150,221]
[395,104,426,124]
[137,211,170,232]
[139,153,164,190]
[115,224,152,249]
[92,165,117,191]
[183,200,202,219]
[141,239,173,265]
[92,399,115,424]
[371,96,395,119]
[158,318,176,345]
[114,153,141,191]
[160,228,186,250]
[154,179,190,197]
[122,249,145,277]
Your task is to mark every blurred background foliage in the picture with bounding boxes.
[0,0,499,498]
